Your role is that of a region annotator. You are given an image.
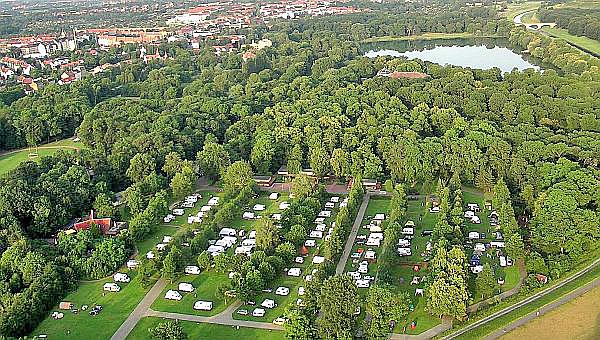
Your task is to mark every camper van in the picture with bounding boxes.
[113,273,130,283]
[194,301,213,311]
[103,283,121,292]
[165,290,182,301]
[184,265,201,275]
[178,282,195,292]
[261,299,277,309]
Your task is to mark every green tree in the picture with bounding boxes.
[170,165,197,200]
[223,161,253,197]
[317,275,360,339]
[197,251,212,271]
[93,192,114,218]
[365,285,410,339]
[196,141,230,181]
[126,153,156,183]
[256,219,279,252]
[291,174,314,201]
[475,263,497,299]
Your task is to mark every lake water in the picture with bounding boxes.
[363,38,541,72]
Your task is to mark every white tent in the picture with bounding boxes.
[269,192,279,200]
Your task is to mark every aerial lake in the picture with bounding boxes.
[362,38,541,72]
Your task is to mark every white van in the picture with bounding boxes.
[172,209,184,216]
[499,256,507,267]
[113,273,130,283]
[178,282,195,292]
[252,308,265,317]
[356,279,370,288]
[103,282,121,292]
[184,265,201,275]
[126,260,138,269]
[193,300,213,311]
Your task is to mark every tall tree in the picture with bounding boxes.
[317,275,360,339]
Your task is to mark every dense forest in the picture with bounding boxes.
[0,4,599,337]
[538,6,600,42]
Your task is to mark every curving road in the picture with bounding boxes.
[442,257,600,340]
[111,279,167,340]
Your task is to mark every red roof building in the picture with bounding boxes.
[389,71,429,79]
[73,210,113,234]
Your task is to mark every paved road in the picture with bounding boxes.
[442,257,600,340]
[336,193,371,274]
[486,273,600,339]
[146,300,283,331]
[389,317,452,340]
[111,279,167,340]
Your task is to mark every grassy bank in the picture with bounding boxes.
[543,27,600,56]
[458,265,600,339]
[437,254,600,339]
[361,32,500,43]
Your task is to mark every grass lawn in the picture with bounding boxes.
[136,225,180,258]
[127,317,284,340]
[388,195,440,335]
[344,197,390,275]
[501,282,600,340]
[543,27,600,56]
[33,271,155,339]
[0,138,83,175]
[151,271,231,316]
[462,187,520,301]
[33,205,185,338]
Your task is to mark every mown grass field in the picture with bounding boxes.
[0,138,82,175]
[127,317,284,340]
[501,1,541,21]
[32,191,199,338]
[127,317,285,340]
[152,272,231,316]
[389,195,440,335]
[33,271,154,339]
[361,32,499,43]
[543,27,600,56]
[501,283,600,340]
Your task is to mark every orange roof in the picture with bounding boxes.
[389,71,429,79]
